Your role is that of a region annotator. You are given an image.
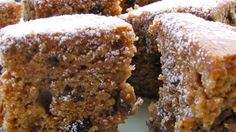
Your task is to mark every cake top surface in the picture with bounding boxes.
[152,13,236,59]
[0,14,130,40]
[124,0,232,17]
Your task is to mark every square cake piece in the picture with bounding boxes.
[0,0,22,28]
[0,14,138,131]
[120,0,236,98]
[148,13,236,131]
[22,0,122,21]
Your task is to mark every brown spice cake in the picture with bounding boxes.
[120,0,159,13]
[0,14,139,131]
[120,0,236,98]
[148,13,236,131]
[22,0,122,21]
[0,0,22,28]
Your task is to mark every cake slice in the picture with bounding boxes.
[22,0,122,20]
[0,14,138,131]
[120,0,236,98]
[0,0,22,28]
[148,13,236,131]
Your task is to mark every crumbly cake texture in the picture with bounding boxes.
[0,14,138,131]
[120,0,159,13]
[148,13,236,131]
[120,0,236,98]
[0,0,22,28]
[22,0,122,21]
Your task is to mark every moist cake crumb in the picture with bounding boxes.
[148,13,236,131]
[0,14,139,131]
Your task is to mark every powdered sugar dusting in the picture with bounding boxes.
[0,14,131,40]
[124,0,233,16]
[153,13,236,58]
[0,0,13,3]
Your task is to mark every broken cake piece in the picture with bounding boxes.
[148,13,236,131]
[22,0,122,20]
[0,14,138,131]
[0,0,22,28]
[120,0,236,98]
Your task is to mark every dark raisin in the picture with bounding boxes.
[68,118,92,132]
[80,65,87,70]
[113,90,131,113]
[111,90,119,97]
[30,125,41,132]
[126,0,136,7]
[112,40,123,50]
[73,95,84,102]
[63,85,73,95]
[231,83,236,88]
[89,4,103,14]
[48,56,60,66]
[195,73,203,87]
[207,16,214,21]
[226,9,235,25]
[0,65,2,75]
[37,90,52,113]
[83,118,92,128]
[222,109,236,122]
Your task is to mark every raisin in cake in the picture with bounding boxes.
[148,13,236,131]
[120,0,236,98]
[0,0,22,28]
[0,14,139,131]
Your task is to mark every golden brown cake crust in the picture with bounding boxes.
[119,0,236,98]
[0,0,22,28]
[0,14,138,131]
[149,13,236,132]
[22,0,122,21]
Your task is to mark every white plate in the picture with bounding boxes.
[118,98,152,132]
